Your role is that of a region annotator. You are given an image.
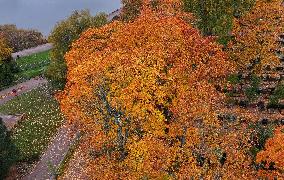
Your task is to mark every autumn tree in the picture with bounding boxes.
[0,38,12,62]
[57,1,256,178]
[256,126,284,179]
[228,0,284,73]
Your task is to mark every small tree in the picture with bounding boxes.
[46,10,108,89]
[269,84,284,106]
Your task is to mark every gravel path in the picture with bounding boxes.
[0,114,21,130]
[23,124,76,180]
[12,43,53,59]
[0,77,48,106]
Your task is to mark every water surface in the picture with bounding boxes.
[0,0,121,36]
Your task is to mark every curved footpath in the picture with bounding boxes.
[12,43,53,59]
[23,124,76,180]
[0,77,48,106]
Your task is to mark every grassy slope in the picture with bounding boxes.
[15,50,50,82]
[0,51,51,91]
[0,86,64,161]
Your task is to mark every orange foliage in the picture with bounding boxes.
[121,0,184,22]
[256,126,284,178]
[229,0,284,72]
[59,3,238,177]
[58,0,284,179]
[0,38,12,63]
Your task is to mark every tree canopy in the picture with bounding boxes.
[58,1,241,178]
[0,38,12,63]
[58,0,284,179]
[46,10,108,88]
[183,0,255,44]
[228,0,284,72]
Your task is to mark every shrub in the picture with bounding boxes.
[45,61,67,89]
[227,73,241,85]
[0,118,18,179]
[0,38,19,89]
[121,0,143,22]
[0,61,18,89]
[45,10,107,89]
[269,84,284,106]
[183,0,255,45]
[0,24,47,52]
[245,74,261,102]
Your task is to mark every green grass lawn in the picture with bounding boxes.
[0,85,64,161]
[0,51,51,91]
[15,50,50,82]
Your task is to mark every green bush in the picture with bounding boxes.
[0,24,47,52]
[0,118,18,179]
[45,10,107,89]
[269,84,284,106]
[0,39,19,89]
[227,73,241,85]
[245,87,259,102]
[0,58,19,89]
[45,61,67,89]
[244,74,260,102]
[183,0,255,45]
[249,123,274,162]
[121,0,143,22]
[0,59,19,89]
